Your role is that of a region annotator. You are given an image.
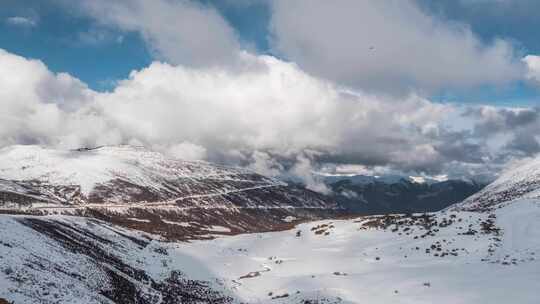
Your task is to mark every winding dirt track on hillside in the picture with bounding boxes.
[1,184,285,212]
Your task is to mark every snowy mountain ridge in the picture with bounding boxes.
[0,145,341,240]
[0,145,279,197]
[316,172,480,186]
[452,155,540,211]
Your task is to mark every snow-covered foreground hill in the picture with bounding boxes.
[175,200,540,303]
[0,146,539,303]
[1,197,538,303]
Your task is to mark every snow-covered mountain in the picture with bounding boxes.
[0,146,539,303]
[0,145,340,240]
[452,157,540,212]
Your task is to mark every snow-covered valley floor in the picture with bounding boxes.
[164,199,540,304]
[2,198,538,303]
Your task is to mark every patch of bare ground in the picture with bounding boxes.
[356,212,504,260]
[79,206,346,241]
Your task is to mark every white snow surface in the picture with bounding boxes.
[1,199,539,303]
[164,201,540,303]
[0,145,270,195]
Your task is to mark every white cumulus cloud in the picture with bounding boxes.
[270,0,524,94]
[0,48,462,181]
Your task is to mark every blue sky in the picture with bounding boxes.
[0,0,151,90]
[0,0,538,103]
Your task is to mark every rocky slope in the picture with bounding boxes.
[0,215,238,303]
[452,157,540,212]
[0,145,341,240]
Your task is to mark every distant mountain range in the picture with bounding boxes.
[319,174,486,214]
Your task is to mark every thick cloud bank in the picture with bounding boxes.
[96,54,454,176]
[270,0,523,93]
[2,48,538,188]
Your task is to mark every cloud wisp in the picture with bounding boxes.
[5,16,37,27]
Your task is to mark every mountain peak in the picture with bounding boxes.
[0,144,234,195]
[452,155,540,211]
